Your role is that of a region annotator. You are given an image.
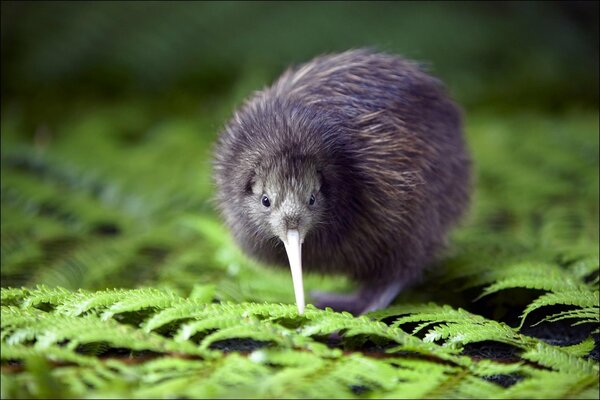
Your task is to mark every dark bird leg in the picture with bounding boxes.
[311,280,405,315]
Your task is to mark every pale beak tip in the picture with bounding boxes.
[282,229,305,315]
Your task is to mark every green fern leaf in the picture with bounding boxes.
[99,288,184,321]
[520,290,599,327]
[477,275,588,300]
[540,307,600,325]
[521,342,598,374]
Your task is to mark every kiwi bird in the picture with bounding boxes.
[213,49,471,315]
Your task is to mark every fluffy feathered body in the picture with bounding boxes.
[213,49,471,315]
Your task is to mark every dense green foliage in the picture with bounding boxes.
[1,279,598,398]
[2,102,598,398]
[1,2,598,399]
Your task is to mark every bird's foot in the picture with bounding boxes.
[310,281,404,316]
[310,290,365,316]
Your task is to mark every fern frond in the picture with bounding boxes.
[1,306,48,343]
[539,308,600,326]
[374,303,536,351]
[379,359,458,399]
[521,343,598,374]
[558,337,597,357]
[0,343,101,367]
[175,315,254,341]
[443,374,507,399]
[300,309,429,350]
[0,287,29,306]
[54,288,146,316]
[2,305,206,357]
[21,285,77,309]
[185,352,270,397]
[248,348,326,367]
[477,274,588,301]
[198,322,294,352]
[141,297,218,332]
[99,288,184,320]
[423,320,532,350]
[503,369,599,399]
[520,290,599,327]
[467,359,527,377]
[327,353,401,391]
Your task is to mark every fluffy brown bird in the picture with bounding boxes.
[213,49,471,315]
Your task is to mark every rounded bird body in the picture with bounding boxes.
[213,49,471,315]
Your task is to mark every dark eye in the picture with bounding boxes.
[261,195,270,207]
[309,194,316,206]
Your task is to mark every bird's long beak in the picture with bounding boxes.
[282,229,305,314]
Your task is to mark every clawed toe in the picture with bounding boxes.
[310,290,365,315]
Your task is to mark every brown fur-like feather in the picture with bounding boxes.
[213,49,471,315]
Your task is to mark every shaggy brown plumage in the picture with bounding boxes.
[213,49,471,315]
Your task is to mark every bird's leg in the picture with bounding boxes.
[310,290,364,315]
[311,280,404,315]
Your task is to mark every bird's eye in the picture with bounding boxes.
[261,195,271,207]
[309,194,316,206]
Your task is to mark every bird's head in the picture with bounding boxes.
[243,152,326,313]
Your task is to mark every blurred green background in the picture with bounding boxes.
[1,1,598,299]
[2,1,598,109]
